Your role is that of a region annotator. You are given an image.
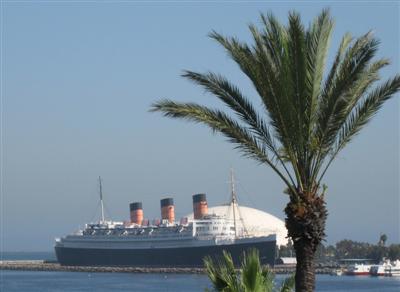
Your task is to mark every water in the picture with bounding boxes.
[1,253,400,291]
[1,271,210,292]
[1,252,56,261]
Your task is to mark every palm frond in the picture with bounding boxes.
[316,32,381,158]
[287,11,307,145]
[208,31,260,90]
[318,75,400,183]
[204,252,240,292]
[204,256,231,291]
[336,58,390,119]
[151,100,296,192]
[321,32,353,101]
[182,70,278,154]
[261,266,275,292]
[286,11,312,184]
[305,9,334,134]
[279,273,295,292]
[150,100,271,163]
[260,12,287,70]
[322,58,390,152]
[249,14,308,186]
[220,251,241,291]
[241,249,264,291]
[312,58,389,178]
[334,75,400,153]
[209,28,297,164]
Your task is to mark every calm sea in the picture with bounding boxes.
[1,252,400,292]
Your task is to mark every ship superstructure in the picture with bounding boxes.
[55,172,276,267]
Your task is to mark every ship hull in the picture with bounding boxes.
[55,239,276,267]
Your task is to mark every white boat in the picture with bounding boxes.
[345,264,372,276]
[384,260,400,276]
[330,269,343,276]
[370,259,392,276]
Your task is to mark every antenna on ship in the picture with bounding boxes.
[99,176,105,223]
[230,168,238,237]
[229,168,248,237]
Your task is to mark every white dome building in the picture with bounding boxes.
[186,204,289,246]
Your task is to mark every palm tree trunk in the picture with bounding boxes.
[284,190,327,292]
[294,239,316,291]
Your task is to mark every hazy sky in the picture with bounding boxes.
[2,1,399,251]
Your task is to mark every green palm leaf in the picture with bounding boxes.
[204,250,294,292]
[279,274,295,292]
[318,75,400,183]
[241,249,265,292]
[151,100,295,190]
[204,251,240,292]
[182,70,278,154]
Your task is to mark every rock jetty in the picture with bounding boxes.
[0,260,335,274]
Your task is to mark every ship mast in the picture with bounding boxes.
[99,176,105,223]
[230,168,237,237]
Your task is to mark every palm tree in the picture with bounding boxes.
[379,234,388,247]
[204,249,294,292]
[151,9,400,291]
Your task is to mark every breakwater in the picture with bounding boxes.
[0,260,336,274]
[0,260,204,274]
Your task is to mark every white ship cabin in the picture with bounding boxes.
[191,214,237,238]
[77,214,240,240]
[80,220,192,238]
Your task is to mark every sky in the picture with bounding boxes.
[1,1,399,251]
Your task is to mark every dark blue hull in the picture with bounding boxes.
[55,240,276,267]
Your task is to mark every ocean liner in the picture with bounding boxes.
[54,172,277,267]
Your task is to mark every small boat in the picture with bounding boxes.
[345,264,372,276]
[384,260,400,276]
[370,259,392,276]
[330,269,343,276]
